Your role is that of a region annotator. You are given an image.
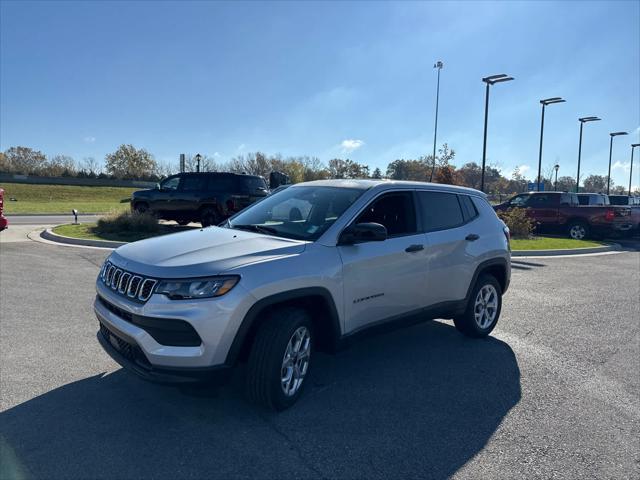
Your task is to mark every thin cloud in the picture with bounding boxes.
[236,144,246,152]
[613,161,630,172]
[83,136,96,143]
[517,164,531,174]
[341,139,364,153]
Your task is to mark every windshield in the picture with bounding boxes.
[226,186,364,241]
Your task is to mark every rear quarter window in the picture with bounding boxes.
[207,175,237,192]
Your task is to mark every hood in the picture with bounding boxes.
[110,226,307,278]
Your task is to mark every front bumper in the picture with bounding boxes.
[97,323,230,384]
[94,278,255,374]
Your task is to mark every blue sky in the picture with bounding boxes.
[1,1,639,187]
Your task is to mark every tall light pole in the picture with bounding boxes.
[629,143,640,196]
[537,97,565,191]
[195,153,202,173]
[554,164,560,190]
[576,116,601,192]
[429,61,444,182]
[480,74,514,192]
[607,132,628,195]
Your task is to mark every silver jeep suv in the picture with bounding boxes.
[95,180,510,410]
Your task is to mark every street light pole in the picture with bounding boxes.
[607,132,628,195]
[554,164,559,190]
[537,97,565,191]
[480,74,514,192]
[576,117,601,192]
[429,61,444,182]
[630,143,640,196]
[195,153,202,173]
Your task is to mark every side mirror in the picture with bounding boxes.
[155,183,161,190]
[339,222,387,245]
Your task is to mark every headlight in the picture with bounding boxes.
[155,276,239,300]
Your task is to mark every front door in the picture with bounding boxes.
[338,191,428,334]
[152,175,181,215]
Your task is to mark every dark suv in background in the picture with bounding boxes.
[131,172,268,226]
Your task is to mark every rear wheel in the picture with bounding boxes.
[454,274,502,338]
[246,308,313,410]
[567,221,589,240]
[200,207,219,227]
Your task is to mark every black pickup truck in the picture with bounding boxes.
[131,172,268,226]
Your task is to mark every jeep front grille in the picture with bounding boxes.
[99,261,157,302]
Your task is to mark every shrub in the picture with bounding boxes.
[94,210,159,234]
[497,207,535,239]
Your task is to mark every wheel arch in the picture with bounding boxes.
[465,258,510,303]
[224,287,342,366]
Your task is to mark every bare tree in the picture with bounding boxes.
[81,157,101,175]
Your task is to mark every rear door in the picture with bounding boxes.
[339,190,428,334]
[526,193,559,228]
[418,191,477,305]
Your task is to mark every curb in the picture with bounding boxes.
[511,243,620,257]
[37,227,625,257]
[41,228,125,249]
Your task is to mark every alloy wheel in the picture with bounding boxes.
[569,224,586,240]
[474,284,498,329]
[280,326,311,397]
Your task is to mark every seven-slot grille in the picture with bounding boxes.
[100,261,157,302]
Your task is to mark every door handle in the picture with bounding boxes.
[465,234,480,241]
[405,244,425,252]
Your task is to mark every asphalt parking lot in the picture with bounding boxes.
[1,239,639,479]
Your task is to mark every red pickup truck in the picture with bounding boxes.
[0,187,8,231]
[494,191,633,240]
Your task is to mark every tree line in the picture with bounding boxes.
[0,144,631,195]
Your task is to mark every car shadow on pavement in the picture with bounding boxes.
[0,321,520,480]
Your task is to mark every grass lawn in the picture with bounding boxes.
[53,222,195,243]
[511,236,604,250]
[1,183,137,214]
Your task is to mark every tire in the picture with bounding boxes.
[200,207,218,227]
[246,307,313,411]
[454,274,502,338]
[567,220,589,240]
[133,202,150,215]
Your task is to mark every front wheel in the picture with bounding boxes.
[246,308,313,410]
[567,221,589,240]
[200,208,219,227]
[454,274,502,338]
[133,202,150,215]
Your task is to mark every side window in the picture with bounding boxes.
[560,193,572,206]
[356,191,417,237]
[509,194,528,207]
[528,194,554,207]
[417,191,464,231]
[459,195,479,222]
[207,176,237,192]
[180,175,207,192]
[161,176,181,191]
[241,177,268,192]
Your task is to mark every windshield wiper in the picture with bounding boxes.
[231,224,280,235]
